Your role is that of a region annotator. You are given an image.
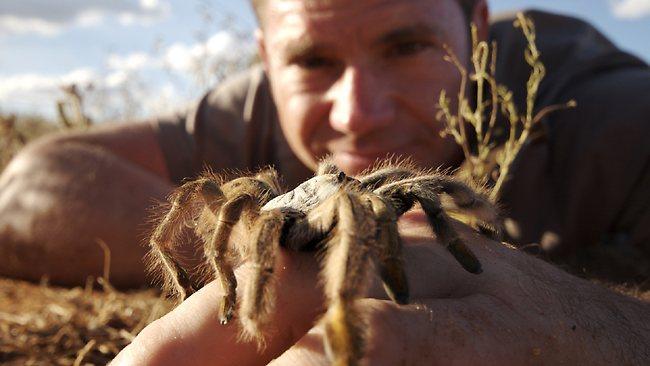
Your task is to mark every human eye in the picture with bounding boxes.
[385,40,434,58]
[295,55,337,70]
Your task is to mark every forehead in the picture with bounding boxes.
[261,0,465,46]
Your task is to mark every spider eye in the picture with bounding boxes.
[337,172,347,183]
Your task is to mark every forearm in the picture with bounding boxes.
[586,288,650,364]
[479,242,650,365]
[0,137,173,287]
[536,259,650,364]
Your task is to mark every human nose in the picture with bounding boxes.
[328,66,395,135]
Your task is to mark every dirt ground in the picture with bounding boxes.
[0,276,172,365]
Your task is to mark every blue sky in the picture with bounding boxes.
[1,0,648,120]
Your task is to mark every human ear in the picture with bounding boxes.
[255,28,270,74]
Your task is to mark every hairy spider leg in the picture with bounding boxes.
[237,209,293,346]
[317,157,342,175]
[148,179,211,302]
[365,194,409,305]
[199,181,239,325]
[202,175,280,325]
[358,166,416,190]
[392,175,502,240]
[377,182,483,274]
[319,191,377,366]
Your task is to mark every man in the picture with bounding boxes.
[1,0,649,363]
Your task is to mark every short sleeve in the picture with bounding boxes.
[149,112,195,184]
[151,66,277,184]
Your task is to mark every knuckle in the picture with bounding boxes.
[362,299,401,333]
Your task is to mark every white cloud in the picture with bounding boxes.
[0,64,182,120]
[140,0,161,10]
[76,10,105,28]
[0,68,97,100]
[143,82,193,117]
[105,71,129,88]
[109,34,238,78]
[162,31,250,75]
[0,0,171,36]
[0,29,254,119]
[0,74,58,100]
[0,67,100,117]
[610,0,650,19]
[0,15,63,36]
[60,68,98,87]
[107,52,155,71]
[104,52,157,89]
[164,42,199,74]
[206,32,237,57]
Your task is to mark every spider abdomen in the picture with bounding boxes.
[262,174,343,213]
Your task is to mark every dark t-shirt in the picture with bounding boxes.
[153,10,650,282]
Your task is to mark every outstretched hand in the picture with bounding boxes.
[112,212,649,365]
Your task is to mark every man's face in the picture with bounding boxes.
[259,0,471,174]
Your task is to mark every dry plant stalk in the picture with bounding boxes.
[437,12,576,201]
[0,114,27,171]
[57,83,93,130]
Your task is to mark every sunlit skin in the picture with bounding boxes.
[257,0,472,175]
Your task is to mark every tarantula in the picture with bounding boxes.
[148,158,501,366]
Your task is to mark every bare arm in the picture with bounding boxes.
[113,213,650,365]
[0,122,175,288]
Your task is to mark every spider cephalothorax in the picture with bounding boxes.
[148,158,501,366]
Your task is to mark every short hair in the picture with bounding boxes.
[249,0,478,28]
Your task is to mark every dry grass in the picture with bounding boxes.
[0,242,172,364]
[0,277,171,365]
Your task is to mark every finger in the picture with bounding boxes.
[112,249,325,366]
[268,325,329,366]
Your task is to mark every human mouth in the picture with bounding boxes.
[332,148,408,174]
